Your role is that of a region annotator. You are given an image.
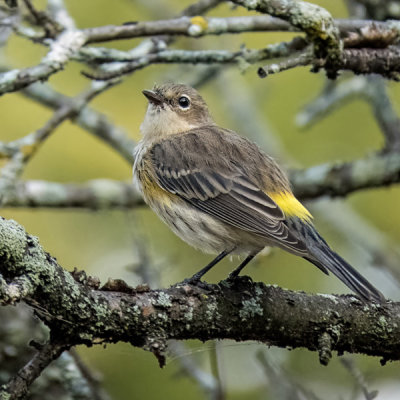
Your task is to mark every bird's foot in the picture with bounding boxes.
[177,276,210,290]
[222,274,253,288]
[227,270,240,282]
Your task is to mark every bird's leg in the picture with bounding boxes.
[184,249,232,284]
[228,252,259,279]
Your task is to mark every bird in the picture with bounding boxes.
[133,82,384,303]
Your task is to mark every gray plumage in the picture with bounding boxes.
[133,83,385,303]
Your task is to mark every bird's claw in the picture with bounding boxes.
[177,277,209,289]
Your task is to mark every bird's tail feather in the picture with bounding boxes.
[289,218,385,302]
[304,235,384,303]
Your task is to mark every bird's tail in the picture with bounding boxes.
[301,224,385,303]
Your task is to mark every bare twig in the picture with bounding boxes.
[365,76,400,150]
[315,46,400,80]
[67,350,111,400]
[168,341,220,399]
[296,78,366,128]
[79,36,308,65]
[0,79,119,206]
[22,0,60,38]
[47,0,77,31]
[0,29,86,95]
[82,39,308,80]
[21,82,135,163]
[340,357,379,400]
[0,341,68,400]
[80,16,400,46]
[297,75,400,150]
[257,350,322,400]
[354,0,400,20]
[258,49,313,77]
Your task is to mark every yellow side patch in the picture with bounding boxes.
[144,183,174,207]
[139,169,174,207]
[268,191,312,221]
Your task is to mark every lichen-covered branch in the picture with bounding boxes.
[0,216,398,372]
[290,151,400,200]
[0,29,85,95]
[57,16,400,45]
[82,15,294,44]
[230,0,342,63]
[3,149,400,209]
[314,46,400,81]
[3,9,400,96]
[82,38,309,80]
[2,180,143,209]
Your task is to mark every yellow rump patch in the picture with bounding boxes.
[268,191,312,221]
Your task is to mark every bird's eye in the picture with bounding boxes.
[178,96,190,109]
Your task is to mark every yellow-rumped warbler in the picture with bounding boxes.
[133,83,384,303]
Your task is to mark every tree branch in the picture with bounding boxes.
[0,80,118,206]
[21,82,135,163]
[230,0,341,63]
[80,16,399,44]
[2,180,143,209]
[3,149,400,209]
[3,12,400,96]
[0,216,398,374]
[0,29,85,95]
[314,46,400,81]
[297,76,400,151]
[81,38,308,80]
[0,341,68,400]
[290,151,400,200]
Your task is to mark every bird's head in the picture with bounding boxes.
[140,83,214,140]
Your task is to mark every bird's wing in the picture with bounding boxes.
[148,130,308,254]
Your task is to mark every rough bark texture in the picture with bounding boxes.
[0,216,399,373]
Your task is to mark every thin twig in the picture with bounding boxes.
[340,357,378,400]
[258,50,313,78]
[0,80,119,206]
[21,82,135,163]
[257,350,322,400]
[68,349,111,400]
[297,75,400,150]
[22,0,61,38]
[0,341,68,400]
[82,39,308,80]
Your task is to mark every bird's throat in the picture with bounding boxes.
[140,105,196,141]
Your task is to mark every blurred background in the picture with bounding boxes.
[1,0,400,398]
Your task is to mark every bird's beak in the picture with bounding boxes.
[142,90,164,106]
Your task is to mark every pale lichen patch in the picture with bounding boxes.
[239,298,263,320]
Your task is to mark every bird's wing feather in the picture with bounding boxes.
[149,131,307,253]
